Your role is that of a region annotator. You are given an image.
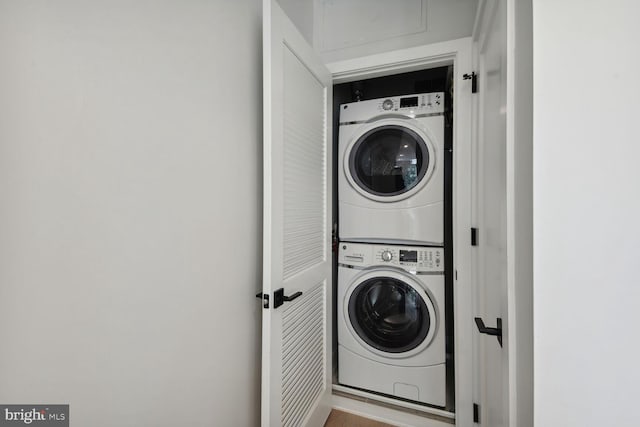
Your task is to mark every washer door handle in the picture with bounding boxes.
[474,317,503,347]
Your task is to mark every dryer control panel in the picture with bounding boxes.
[339,242,444,273]
[340,92,445,123]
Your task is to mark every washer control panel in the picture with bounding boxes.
[339,242,444,273]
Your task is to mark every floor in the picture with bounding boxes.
[324,410,395,427]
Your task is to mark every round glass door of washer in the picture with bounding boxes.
[347,274,437,356]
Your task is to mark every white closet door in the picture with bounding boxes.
[473,0,509,425]
[260,1,332,426]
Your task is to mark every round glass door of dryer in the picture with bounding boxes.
[347,275,435,354]
[348,124,433,199]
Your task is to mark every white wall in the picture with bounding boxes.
[0,1,263,426]
[533,1,640,426]
[315,0,478,63]
[277,0,314,45]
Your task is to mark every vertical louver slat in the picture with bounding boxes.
[282,47,326,280]
[281,282,325,427]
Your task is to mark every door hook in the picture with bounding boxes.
[474,317,503,347]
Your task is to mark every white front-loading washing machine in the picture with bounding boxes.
[339,92,445,245]
[337,242,446,407]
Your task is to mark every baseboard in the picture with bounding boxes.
[331,386,455,427]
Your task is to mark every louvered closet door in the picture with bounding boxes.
[261,1,332,426]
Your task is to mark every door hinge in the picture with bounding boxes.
[471,227,478,246]
[463,72,478,93]
[255,292,269,309]
[473,403,480,423]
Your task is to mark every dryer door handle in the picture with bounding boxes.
[474,317,503,347]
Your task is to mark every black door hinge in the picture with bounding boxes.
[463,72,478,93]
[471,227,478,246]
[473,403,480,423]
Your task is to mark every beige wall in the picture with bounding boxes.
[0,1,262,425]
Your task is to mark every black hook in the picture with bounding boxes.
[475,317,503,347]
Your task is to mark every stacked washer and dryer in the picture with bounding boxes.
[337,92,448,407]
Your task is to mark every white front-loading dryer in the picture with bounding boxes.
[337,242,446,407]
[339,92,445,245]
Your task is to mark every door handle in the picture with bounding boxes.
[256,292,269,308]
[257,289,302,309]
[274,288,302,309]
[474,317,503,347]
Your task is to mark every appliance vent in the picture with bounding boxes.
[282,47,327,280]
[281,281,325,427]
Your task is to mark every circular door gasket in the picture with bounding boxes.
[348,276,432,354]
[344,119,437,203]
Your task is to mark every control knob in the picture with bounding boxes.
[381,250,393,262]
[382,99,394,111]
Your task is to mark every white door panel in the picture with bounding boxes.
[474,0,508,425]
[262,1,333,426]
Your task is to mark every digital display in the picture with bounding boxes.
[400,96,419,108]
[400,250,418,263]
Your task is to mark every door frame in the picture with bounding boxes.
[504,0,533,425]
[327,37,475,426]
[471,0,534,425]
